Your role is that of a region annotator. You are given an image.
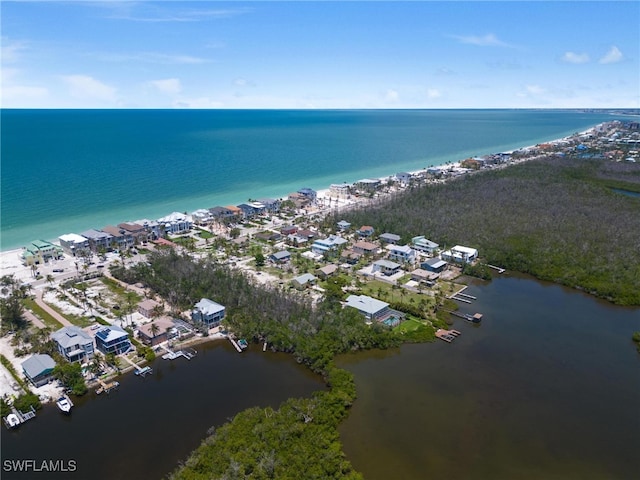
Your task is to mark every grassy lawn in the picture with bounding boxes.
[196,228,214,239]
[360,279,431,306]
[393,317,424,334]
[22,298,64,329]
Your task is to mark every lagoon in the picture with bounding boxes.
[338,274,640,480]
[1,340,324,480]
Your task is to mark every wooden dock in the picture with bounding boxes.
[162,347,196,361]
[96,380,120,395]
[443,310,483,323]
[263,342,267,352]
[134,366,153,377]
[485,264,506,274]
[435,329,461,343]
[3,406,36,429]
[228,337,243,352]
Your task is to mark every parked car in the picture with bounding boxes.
[52,268,64,272]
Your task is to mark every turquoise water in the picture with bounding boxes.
[0,109,622,250]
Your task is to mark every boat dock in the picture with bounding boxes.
[485,264,506,274]
[435,329,461,343]
[228,336,243,353]
[443,310,483,323]
[96,380,120,395]
[134,366,153,377]
[3,406,36,429]
[449,286,475,303]
[263,342,267,352]
[161,347,197,361]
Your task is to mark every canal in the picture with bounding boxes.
[337,274,640,479]
[1,340,325,480]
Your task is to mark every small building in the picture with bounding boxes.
[340,249,362,265]
[410,268,439,284]
[422,257,448,273]
[280,225,298,236]
[21,354,56,387]
[138,299,160,319]
[291,273,317,290]
[352,241,379,256]
[316,264,338,279]
[345,295,390,323]
[373,259,402,276]
[379,233,401,245]
[269,251,291,264]
[387,244,416,264]
[311,235,348,255]
[336,220,351,231]
[138,316,175,347]
[192,298,226,329]
[95,325,132,355]
[52,326,95,363]
[412,236,439,255]
[358,225,375,237]
[396,172,412,184]
[59,233,90,257]
[441,245,478,264]
[297,229,317,240]
[255,231,282,242]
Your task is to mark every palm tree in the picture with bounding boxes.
[150,322,159,340]
[45,274,54,286]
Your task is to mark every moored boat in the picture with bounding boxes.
[56,394,73,413]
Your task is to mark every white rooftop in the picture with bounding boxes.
[345,295,389,316]
[59,233,88,243]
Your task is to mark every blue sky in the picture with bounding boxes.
[2,1,638,108]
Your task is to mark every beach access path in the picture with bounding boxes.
[33,288,73,327]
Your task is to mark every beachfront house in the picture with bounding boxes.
[157,212,192,235]
[21,354,56,388]
[80,229,114,253]
[396,172,412,185]
[354,178,381,192]
[387,244,416,265]
[117,222,149,244]
[441,245,478,264]
[372,259,402,276]
[59,234,90,257]
[344,295,390,323]
[101,225,134,251]
[297,187,317,203]
[191,209,213,225]
[21,240,63,266]
[134,219,163,241]
[237,203,260,219]
[95,325,132,355]
[52,326,95,363]
[412,236,440,256]
[311,235,348,256]
[209,206,236,220]
[257,198,281,213]
[330,184,351,199]
[191,298,226,329]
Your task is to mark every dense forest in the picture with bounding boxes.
[112,252,403,479]
[327,157,640,305]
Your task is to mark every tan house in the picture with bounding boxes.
[138,316,175,346]
[316,264,338,279]
[138,299,161,319]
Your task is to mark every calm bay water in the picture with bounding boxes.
[0,341,324,480]
[337,275,640,479]
[0,109,623,250]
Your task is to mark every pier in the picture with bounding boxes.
[121,355,152,376]
[228,336,243,353]
[161,346,197,360]
[449,286,475,303]
[263,342,267,352]
[96,379,120,395]
[3,406,37,429]
[435,329,462,343]
[485,264,506,274]
[443,310,483,323]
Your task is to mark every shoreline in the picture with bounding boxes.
[0,120,609,262]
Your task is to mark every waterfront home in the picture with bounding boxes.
[134,219,163,241]
[297,187,317,203]
[336,220,351,231]
[441,245,478,264]
[344,295,390,323]
[21,354,56,387]
[288,192,311,208]
[410,268,439,284]
[101,225,134,251]
[412,236,440,255]
[387,244,416,264]
[138,316,174,347]
[237,203,260,219]
[354,178,381,191]
[396,172,412,184]
[157,212,192,235]
[352,241,379,256]
[291,273,317,290]
[316,264,338,279]
[330,184,351,199]
[372,259,402,276]
[138,299,160,319]
[422,257,448,273]
[379,233,401,245]
[358,225,375,237]
[117,223,149,244]
[269,251,291,264]
[191,209,213,225]
[21,240,63,265]
[192,298,226,329]
[80,229,114,253]
[59,233,90,257]
[95,325,132,355]
[52,326,95,363]
[224,205,243,218]
[311,235,348,255]
[256,198,281,213]
[209,206,236,220]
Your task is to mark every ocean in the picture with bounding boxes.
[0,109,624,251]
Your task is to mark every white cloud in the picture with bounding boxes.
[233,77,255,87]
[173,97,224,109]
[94,52,209,65]
[384,89,399,102]
[149,78,182,94]
[525,84,546,95]
[61,75,117,102]
[450,33,511,47]
[426,88,442,99]
[561,52,590,64]
[1,39,27,63]
[599,46,623,64]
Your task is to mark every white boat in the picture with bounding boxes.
[56,395,73,413]
[5,413,20,428]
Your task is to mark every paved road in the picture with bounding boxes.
[33,289,73,327]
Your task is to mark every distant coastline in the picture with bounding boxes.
[1,109,630,253]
